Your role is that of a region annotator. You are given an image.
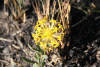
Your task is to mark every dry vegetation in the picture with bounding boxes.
[0,0,100,67]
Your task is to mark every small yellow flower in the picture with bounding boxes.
[53,42,59,47]
[32,34,40,45]
[57,34,62,40]
[48,48,53,51]
[37,27,43,33]
[58,23,62,28]
[50,20,56,23]
[44,17,48,20]
[32,17,64,51]
[34,25,38,30]
[52,26,58,33]
[40,42,46,48]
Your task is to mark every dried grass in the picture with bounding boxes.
[32,0,71,56]
[57,0,71,52]
[5,0,27,23]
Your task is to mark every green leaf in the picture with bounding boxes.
[33,30,36,34]
[34,53,40,59]
[36,53,41,63]
[33,63,39,67]
[34,54,38,60]
[40,0,43,2]
[36,44,40,50]
[28,44,44,54]
[28,44,39,52]
[19,0,23,5]
[41,59,44,67]
[42,55,48,59]
[37,59,40,63]
[21,57,37,64]
[36,43,44,54]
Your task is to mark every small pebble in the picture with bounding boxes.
[3,47,10,54]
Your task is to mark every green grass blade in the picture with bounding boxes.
[41,59,44,67]
[36,44,44,54]
[28,44,39,52]
[21,57,37,64]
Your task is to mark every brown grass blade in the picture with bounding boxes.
[58,0,71,50]
[52,0,56,19]
[32,0,43,20]
[42,0,46,15]
[46,0,50,18]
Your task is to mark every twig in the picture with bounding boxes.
[16,36,23,48]
[0,59,10,64]
[12,29,22,36]
[0,38,13,42]
[70,1,100,13]
[12,44,21,49]
[0,51,15,55]
[52,0,56,19]
[71,13,91,27]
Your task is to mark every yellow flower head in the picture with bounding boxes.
[32,17,64,51]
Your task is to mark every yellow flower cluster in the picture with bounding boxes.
[32,17,64,51]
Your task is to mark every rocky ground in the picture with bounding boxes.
[0,0,100,67]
